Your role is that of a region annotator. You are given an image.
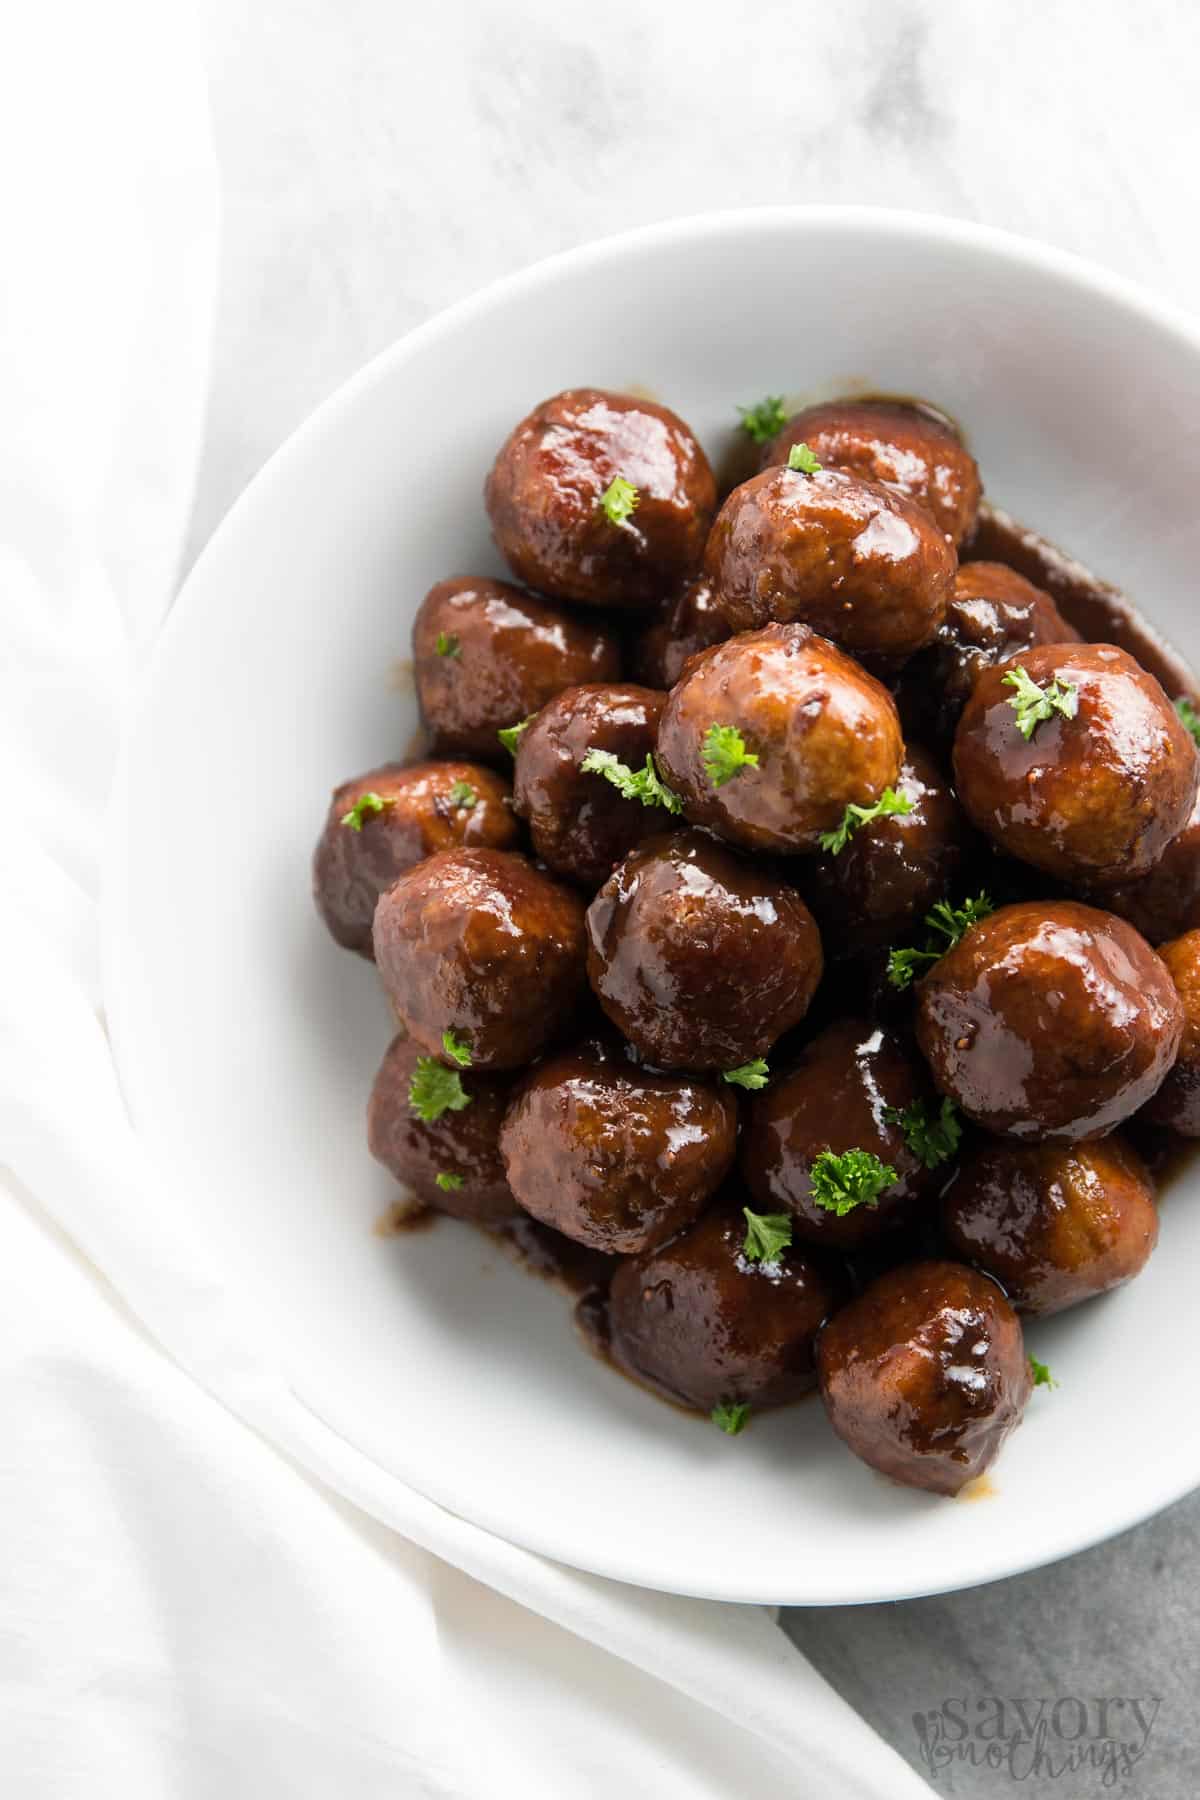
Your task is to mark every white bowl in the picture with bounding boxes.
[103,207,1200,1604]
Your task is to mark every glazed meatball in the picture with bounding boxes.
[953,643,1199,885]
[373,848,587,1070]
[942,1135,1158,1315]
[1095,789,1200,945]
[367,1034,517,1222]
[499,1041,737,1254]
[1140,930,1200,1134]
[313,760,519,955]
[485,389,717,609]
[742,1019,942,1250]
[901,561,1081,745]
[818,1261,1031,1496]
[655,624,903,855]
[761,399,982,546]
[704,464,955,662]
[800,747,970,957]
[631,577,731,689]
[915,901,1184,1141]
[606,1197,845,1412]
[586,829,823,1070]
[512,683,667,888]
[413,576,621,760]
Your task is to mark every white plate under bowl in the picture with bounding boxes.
[104,208,1200,1605]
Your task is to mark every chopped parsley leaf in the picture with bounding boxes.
[818,786,914,855]
[786,442,823,475]
[340,791,394,832]
[722,1058,770,1090]
[883,1097,962,1170]
[737,395,788,445]
[809,1147,897,1216]
[702,722,759,788]
[408,1057,471,1123]
[711,1400,750,1435]
[580,747,682,812]
[1002,664,1079,740]
[741,1207,793,1263]
[599,476,639,525]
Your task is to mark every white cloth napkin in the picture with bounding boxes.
[0,6,934,1794]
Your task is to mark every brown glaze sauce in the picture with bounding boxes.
[377,393,1200,1437]
[374,1199,435,1236]
[484,1213,618,1298]
[964,502,1200,706]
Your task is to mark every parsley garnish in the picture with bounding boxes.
[340,791,394,832]
[447,780,477,811]
[435,1172,464,1192]
[580,747,682,813]
[809,1148,897,1216]
[711,1400,750,1435]
[818,786,914,854]
[741,1207,793,1263]
[435,632,460,658]
[408,1057,471,1123]
[1030,1357,1057,1390]
[883,1098,961,1170]
[498,716,533,757]
[1001,664,1079,740]
[787,442,823,475]
[722,1058,770,1090]
[441,1029,472,1068]
[702,723,760,787]
[737,395,788,445]
[887,892,996,990]
[599,476,639,525]
[1175,697,1200,748]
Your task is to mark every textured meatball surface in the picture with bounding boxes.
[655,623,903,854]
[1097,790,1200,945]
[915,901,1183,1141]
[742,1019,941,1249]
[800,746,970,957]
[761,400,982,546]
[953,643,1199,884]
[373,848,587,1070]
[367,1034,518,1222]
[632,577,731,690]
[313,759,518,957]
[485,388,716,608]
[1140,929,1200,1135]
[499,1042,737,1254]
[704,464,955,661]
[818,1260,1032,1495]
[586,829,824,1070]
[606,1197,845,1412]
[942,1135,1158,1315]
[413,576,620,760]
[902,561,1081,745]
[313,760,519,956]
[512,683,667,888]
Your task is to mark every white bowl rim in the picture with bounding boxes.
[102,205,1200,1603]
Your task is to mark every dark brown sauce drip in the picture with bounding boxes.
[485,1213,618,1298]
[964,502,1200,705]
[374,1199,435,1237]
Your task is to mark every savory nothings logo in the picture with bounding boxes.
[911,1695,1161,1785]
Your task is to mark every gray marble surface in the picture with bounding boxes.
[194,3,1200,1791]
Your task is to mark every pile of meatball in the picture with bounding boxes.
[313,389,1200,1498]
